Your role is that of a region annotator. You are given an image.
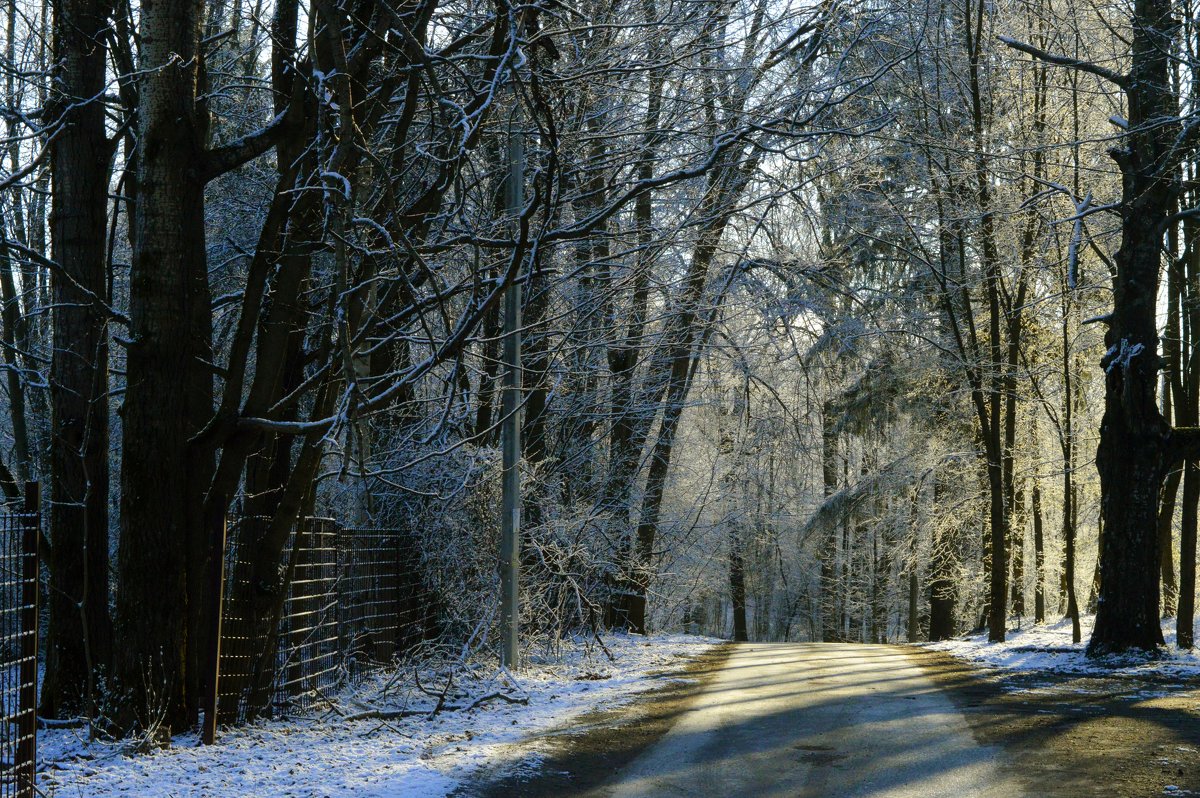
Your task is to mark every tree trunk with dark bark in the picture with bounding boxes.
[1011,482,1025,618]
[820,403,840,642]
[1032,481,1045,623]
[729,526,748,642]
[1088,0,1177,654]
[1175,212,1200,647]
[114,0,213,731]
[1161,250,1184,618]
[1061,290,1081,641]
[928,478,956,641]
[41,0,114,720]
[1180,463,1198,648]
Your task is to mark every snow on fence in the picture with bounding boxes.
[213,516,438,729]
[0,484,38,798]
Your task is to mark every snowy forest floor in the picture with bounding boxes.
[38,633,721,798]
[919,616,1200,796]
[926,614,1200,677]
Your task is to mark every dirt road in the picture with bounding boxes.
[468,641,1200,797]
[587,643,1025,797]
[583,643,1023,797]
[469,643,1025,797]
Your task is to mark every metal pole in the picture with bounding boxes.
[500,109,524,669]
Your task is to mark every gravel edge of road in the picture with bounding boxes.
[908,644,1200,798]
[456,642,735,798]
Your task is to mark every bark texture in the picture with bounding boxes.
[114,0,212,730]
[1089,0,1176,653]
[42,0,114,719]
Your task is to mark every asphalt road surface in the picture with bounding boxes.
[588,642,1025,798]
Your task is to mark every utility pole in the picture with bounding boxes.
[499,106,524,669]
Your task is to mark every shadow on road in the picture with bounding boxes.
[463,643,1200,798]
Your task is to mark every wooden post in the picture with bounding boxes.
[202,513,229,745]
[18,482,38,792]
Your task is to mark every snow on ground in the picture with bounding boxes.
[39,633,720,798]
[924,614,1200,678]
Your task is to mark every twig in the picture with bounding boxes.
[428,668,455,720]
[592,630,615,662]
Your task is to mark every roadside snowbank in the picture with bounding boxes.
[924,615,1200,677]
[40,633,720,798]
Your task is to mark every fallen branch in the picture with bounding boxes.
[464,691,530,712]
[37,716,86,729]
[343,691,529,722]
[344,708,431,722]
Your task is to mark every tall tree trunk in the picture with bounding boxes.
[598,84,661,625]
[614,168,742,630]
[1161,236,1184,618]
[928,477,956,641]
[1180,463,1198,647]
[841,454,852,639]
[1087,0,1176,654]
[114,0,212,731]
[873,520,890,644]
[1160,467,1182,618]
[41,0,114,719]
[0,236,29,485]
[1011,481,1025,618]
[729,525,748,642]
[1032,480,1045,623]
[820,403,840,641]
[0,0,34,487]
[908,568,920,642]
[521,264,550,470]
[1063,452,1081,642]
[907,484,920,642]
[964,0,1008,644]
[1176,210,1200,647]
[1061,280,1082,642]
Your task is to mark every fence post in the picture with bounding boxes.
[202,512,229,745]
[17,482,38,794]
[393,531,403,658]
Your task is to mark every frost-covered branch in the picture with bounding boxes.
[997,35,1129,88]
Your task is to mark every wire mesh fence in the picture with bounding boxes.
[215,516,438,726]
[339,529,438,669]
[0,486,39,798]
[276,519,341,710]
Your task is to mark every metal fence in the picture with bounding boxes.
[339,528,438,668]
[0,485,39,798]
[214,517,438,728]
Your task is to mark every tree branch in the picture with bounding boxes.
[997,35,1129,89]
[201,109,294,183]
